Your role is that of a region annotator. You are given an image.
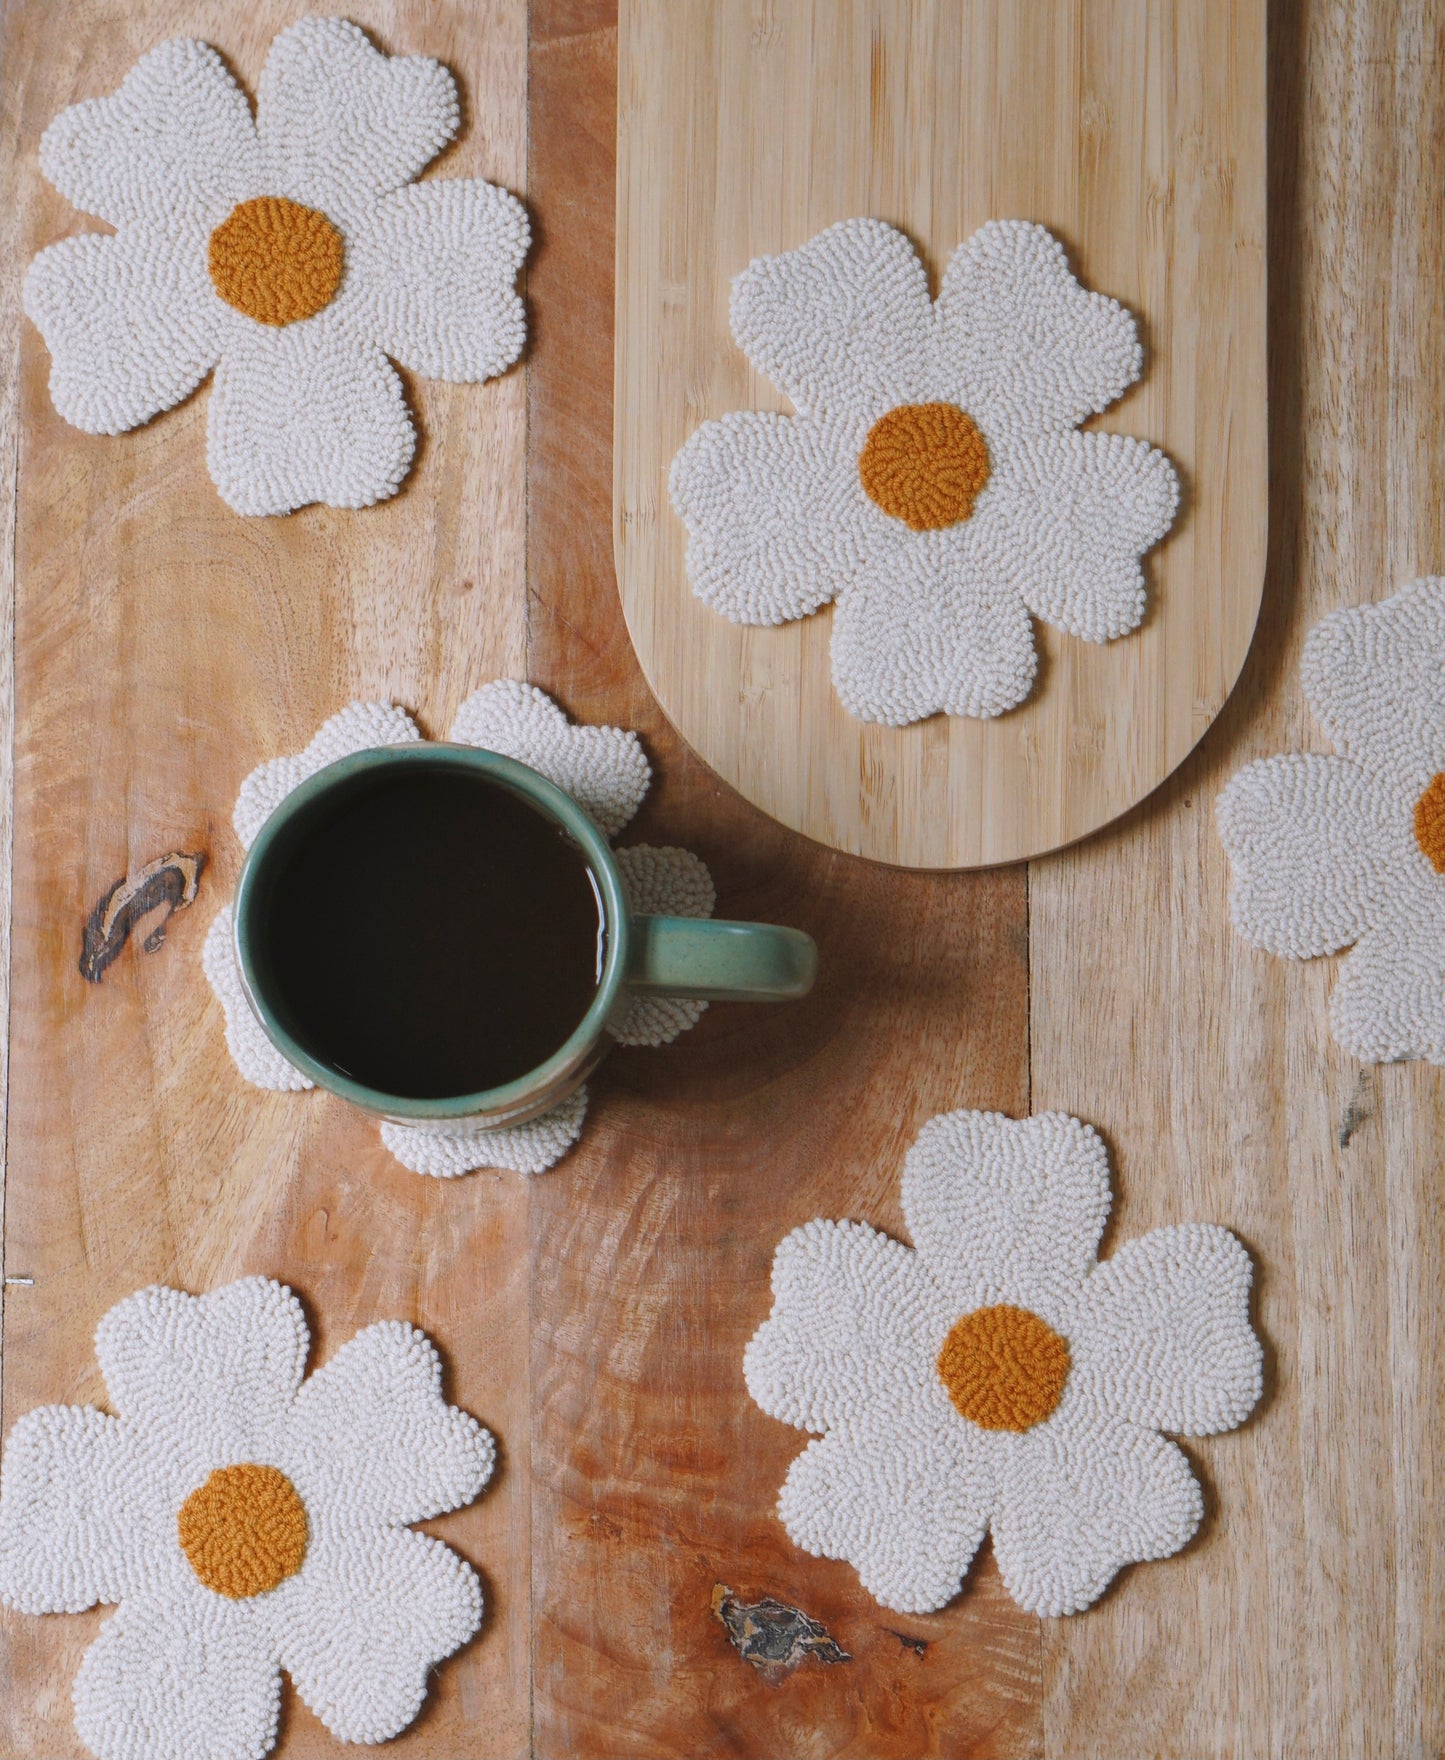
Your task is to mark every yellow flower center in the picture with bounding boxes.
[178,1463,308,1598]
[208,196,344,327]
[1415,773,1445,874]
[936,1302,1071,1432]
[858,401,991,530]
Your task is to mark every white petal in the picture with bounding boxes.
[613,844,715,919]
[777,1411,996,1615]
[991,1408,1203,1616]
[202,907,311,1092]
[900,1110,1111,1320]
[1329,892,1445,1065]
[448,680,651,837]
[669,410,869,625]
[745,1219,946,1434]
[1216,753,1419,958]
[936,221,1142,433]
[233,701,421,848]
[381,1086,588,1178]
[1301,577,1445,786]
[38,36,258,231]
[95,1278,308,1476]
[73,1592,280,1760]
[1073,1226,1263,1435]
[609,846,716,1046]
[281,1322,493,1529]
[730,218,934,420]
[207,324,416,515]
[352,180,529,380]
[256,17,458,233]
[0,1406,166,1612]
[274,1528,480,1744]
[827,524,1037,723]
[991,431,1179,639]
[23,232,220,434]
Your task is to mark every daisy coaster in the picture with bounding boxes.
[1218,576,1445,1066]
[744,1109,1263,1617]
[0,1276,495,1760]
[203,682,715,1177]
[23,17,529,515]
[670,218,1179,725]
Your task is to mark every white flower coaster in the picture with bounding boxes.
[670,218,1179,726]
[203,681,715,1177]
[23,18,529,515]
[0,1275,494,1760]
[1218,577,1445,1065]
[744,1109,1262,1618]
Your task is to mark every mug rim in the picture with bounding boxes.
[231,743,631,1121]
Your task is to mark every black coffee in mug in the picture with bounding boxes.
[258,769,605,1099]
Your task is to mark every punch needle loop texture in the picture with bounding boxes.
[670,217,1179,725]
[203,683,716,1178]
[744,1109,1263,1617]
[0,1276,495,1760]
[1218,577,1445,1066]
[23,18,530,514]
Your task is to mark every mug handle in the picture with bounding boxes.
[625,915,816,1002]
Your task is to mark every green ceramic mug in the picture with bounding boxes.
[232,743,816,1132]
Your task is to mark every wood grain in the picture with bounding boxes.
[2,2,1443,1758]
[526,6,1038,1754]
[613,0,1268,869]
[0,5,532,1755]
[1031,3,1445,1755]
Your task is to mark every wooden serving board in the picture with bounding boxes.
[614,0,1267,868]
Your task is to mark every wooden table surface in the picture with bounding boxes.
[0,2,1441,1757]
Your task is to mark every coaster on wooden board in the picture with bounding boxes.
[0,1276,494,1760]
[23,17,529,515]
[203,682,716,1177]
[744,1108,1262,1617]
[1217,577,1445,1066]
[669,218,1179,726]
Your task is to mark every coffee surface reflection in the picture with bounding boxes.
[261,770,604,1099]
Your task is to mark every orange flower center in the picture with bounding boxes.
[858,402,991,530]
[1415,773,1445,874]
[936,1302,1070,1432]
[178,1463,308,1598]
[208,196,344,327]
